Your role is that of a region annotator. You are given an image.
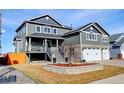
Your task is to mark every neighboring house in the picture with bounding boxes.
[14,15,110,63]
[110,33,124,59]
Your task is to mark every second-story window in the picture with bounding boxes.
[43,26,51,34]
[53,28,58,35]
[86,31,97,41]
[102,35,108,42]
[48,27,51,33]
[35,25,41,33]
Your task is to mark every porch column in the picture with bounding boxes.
[45,38,47,51]
[29,53,31,63]
[29,37,31,51]
[25,38,28,51]
[56,39,58,51]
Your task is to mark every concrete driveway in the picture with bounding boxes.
[102,60,124,67]
[90,73,124,84]
[90,60,124,84]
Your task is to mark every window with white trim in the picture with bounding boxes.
[35,25,41,33]
[43,26,51,34]
[86,31,97,41]
[53,28,58,35]
[102,35,108,42]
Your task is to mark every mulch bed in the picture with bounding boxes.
[49,63,97,67]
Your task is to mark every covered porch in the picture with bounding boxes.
[25,35,64,62]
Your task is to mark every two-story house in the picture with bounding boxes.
[14,15,110,63]
[14,15,72,62]
[110,33,124,59]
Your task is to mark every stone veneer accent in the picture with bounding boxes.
[43,64,104,74]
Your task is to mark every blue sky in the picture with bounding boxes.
[2,9,124,53]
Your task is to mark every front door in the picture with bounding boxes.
[47,40,52,48]
[43,40,52,49]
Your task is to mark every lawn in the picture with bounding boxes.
[11,64,124,84]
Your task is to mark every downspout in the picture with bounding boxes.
[79,32,83,61]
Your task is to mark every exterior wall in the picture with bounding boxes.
[63,33,80,45]
[81,31,101,45]
[62,33,80,62]
[31,16,61,27]
[27,23,70,36]
[81,31,109,45]
[63,45,81,62]
[110,48,121,58]
[17,24,26,36]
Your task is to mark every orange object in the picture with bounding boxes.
[7,53,27,65]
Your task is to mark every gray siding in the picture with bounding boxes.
[63,33,80,45]
[17,24,26,36]
[31,16,61,27]
[27,23,70,36]
[84,26,100,34]
[81,32,102,45]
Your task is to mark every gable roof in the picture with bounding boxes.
[16,15,72,32]
[110,33,124,42]
[63,22,110,36]
[116,38,124,46]
[28,15,63,26]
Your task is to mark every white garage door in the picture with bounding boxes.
[82,48,101,62]
[102,48,110,60]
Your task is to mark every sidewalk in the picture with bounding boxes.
[0,65,36,84]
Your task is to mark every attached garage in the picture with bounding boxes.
[82,48,109,62]
[102,48,110,60]
[82,48,102,62]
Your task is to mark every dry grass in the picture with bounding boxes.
[11,64,124,84]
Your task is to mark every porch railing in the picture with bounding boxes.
[27,45,45,52]
[31,46,45,52]
[46,46,52,60]
[58,46,65,57]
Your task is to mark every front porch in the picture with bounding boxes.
[25,36,64,62]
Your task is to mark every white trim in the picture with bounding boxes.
[93,24,106,35]
[26,23,28,36]
[53,28,58,35]
[102,35,108,42]
[35,25,42,33]
[43,26,51,34]
[85,31,98,41]
[47,27,51,34]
